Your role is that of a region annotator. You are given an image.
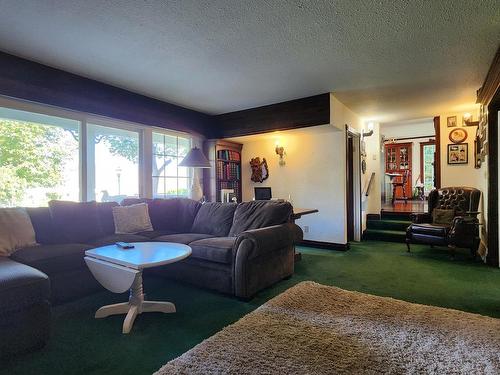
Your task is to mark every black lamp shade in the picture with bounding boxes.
[179,147,211,168]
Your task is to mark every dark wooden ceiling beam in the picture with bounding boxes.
[0,52,213,136]
[477,45,500,106]
[213,93,331,138]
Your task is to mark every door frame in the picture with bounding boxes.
[487,92,499,266]
[433,116,442,188]
[346,127,362,242]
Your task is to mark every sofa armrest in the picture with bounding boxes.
[235,223,303,260]
[233,223,302,299]
[410,213,432,223]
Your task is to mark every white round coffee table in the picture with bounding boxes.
[84,242,191,334]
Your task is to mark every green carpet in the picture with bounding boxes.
[2,242,499,375]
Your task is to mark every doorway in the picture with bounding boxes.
[420,140,436,195]
[346,130,361,242]
[380,119,437,214]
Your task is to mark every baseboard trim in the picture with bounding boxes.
[299,240,350,251]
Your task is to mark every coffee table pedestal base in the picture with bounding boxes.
[94,271,176,334]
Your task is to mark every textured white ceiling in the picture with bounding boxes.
[0,0,498,122]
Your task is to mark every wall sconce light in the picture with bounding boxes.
[275,143,286,166]
[463,112,479,127]
[362,122,374,137]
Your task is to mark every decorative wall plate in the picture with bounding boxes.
[449,128,467,144]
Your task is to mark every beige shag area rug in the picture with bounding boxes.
[155,281,500,374]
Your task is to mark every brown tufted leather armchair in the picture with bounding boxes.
[406,187,481,258]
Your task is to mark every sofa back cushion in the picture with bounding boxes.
[148,199,179,231]
[176,198,202,232]
[228,201,293,237]
[97,202,119,235]
[0,208,37,256]
[49,200,102,243]
[120,198,200,232]
[191,202,237,237]
[26,207,61,244]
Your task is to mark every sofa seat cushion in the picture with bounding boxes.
[154,233,215,245]
[0,257,50,315]
[138,230,178,239]
[188,237,236,264]
[91,234,150,247]
[11,243,92,275]
[409,223,450,237]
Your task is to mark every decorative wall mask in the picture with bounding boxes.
[250,157,269,183]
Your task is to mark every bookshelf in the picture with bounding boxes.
[203,139,243,202]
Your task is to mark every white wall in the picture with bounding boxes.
[230,125,346,243]
[228,94,373,245]
[438,109,489,257]
[381,120,434,139]
[363,122,381,216]
[330,94,381,228]
[438,111,482,187]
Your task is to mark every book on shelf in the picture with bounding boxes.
[217,150,241,161]
[216,160,241,180]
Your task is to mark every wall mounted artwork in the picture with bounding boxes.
[447,143,468,165]
[250,157,269,183]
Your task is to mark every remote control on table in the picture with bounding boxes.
[115,242,135,249]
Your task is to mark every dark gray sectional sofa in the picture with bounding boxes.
[0,198,302,356]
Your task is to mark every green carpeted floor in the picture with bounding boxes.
[2,241,499,375]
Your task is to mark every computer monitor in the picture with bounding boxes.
[254,187,272,200]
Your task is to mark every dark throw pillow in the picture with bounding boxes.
[49,200,102,243]
[432,208,455,225]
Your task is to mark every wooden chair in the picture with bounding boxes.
[391,170,410,205]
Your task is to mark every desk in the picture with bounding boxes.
[292,208,319,261]
[292,208,319,220]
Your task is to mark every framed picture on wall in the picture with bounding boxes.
[447,143,468,165]
[449,128,467,143]
[447,116,457,127]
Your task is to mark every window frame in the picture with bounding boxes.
[151,132,192,199]
[0,96,194,204]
